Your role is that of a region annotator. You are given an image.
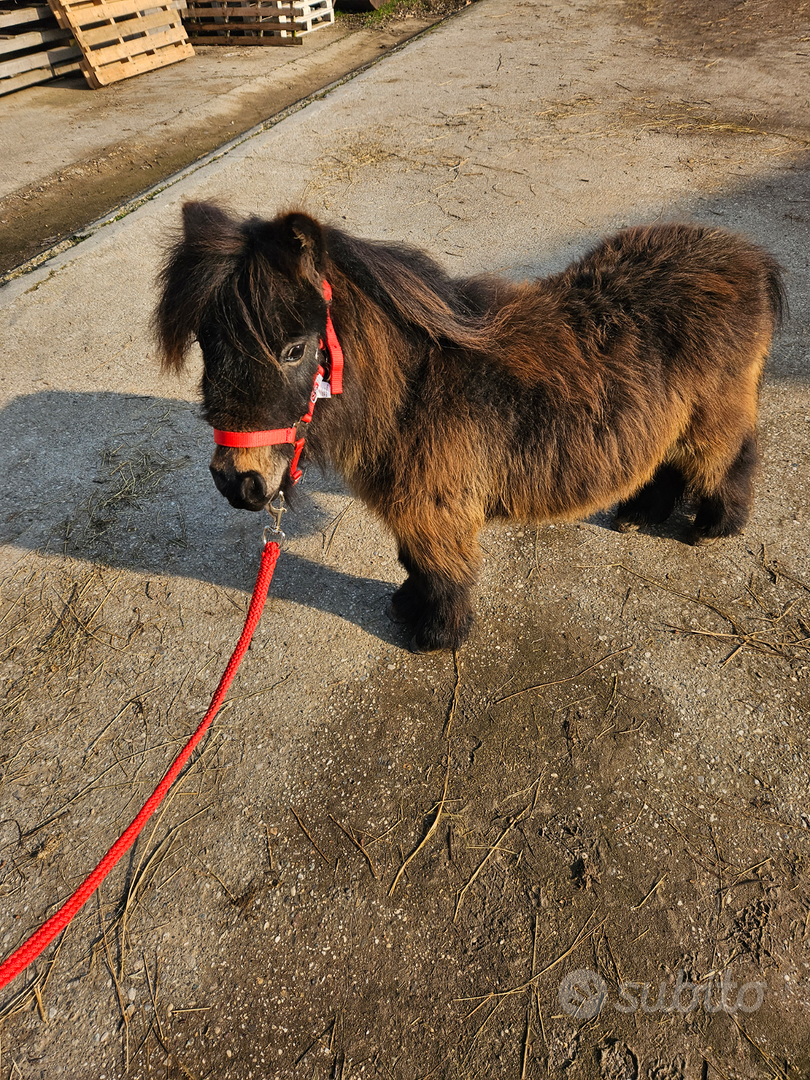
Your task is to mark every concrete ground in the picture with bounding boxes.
[1,0,810,1077]
[0,8,458,276]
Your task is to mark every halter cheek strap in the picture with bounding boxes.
[212,279,344,485]
[321,279,343,395]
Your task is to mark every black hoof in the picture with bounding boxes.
[409,612,474,653]
[688,527,741,547]
[409,635,443,654]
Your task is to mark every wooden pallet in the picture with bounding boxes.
[46,0,193,87]
[0,3,82,94]
[183,0,333,45]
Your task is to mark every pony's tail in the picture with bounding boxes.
[765,259,788,331]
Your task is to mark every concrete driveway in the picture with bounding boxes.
[0,9,456,276]
[1,1,809,1076]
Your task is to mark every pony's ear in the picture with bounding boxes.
[154,202,244,372]
[182,200,222,239]
[181,201,245,256]
[283,212,326,280]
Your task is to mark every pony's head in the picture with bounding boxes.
[154,201,331,509]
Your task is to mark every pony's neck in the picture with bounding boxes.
[309,263,416,479]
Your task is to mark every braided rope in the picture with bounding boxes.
[0,541,280,992]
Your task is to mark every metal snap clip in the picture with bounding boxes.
[264,492,287,543]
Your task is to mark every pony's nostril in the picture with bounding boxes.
[209,465,230,496]
[209,464,268,510]
[239,471,268,508]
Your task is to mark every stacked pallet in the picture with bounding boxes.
[183,0,333,45]
[46,0,193,87]
[0,3,81,95]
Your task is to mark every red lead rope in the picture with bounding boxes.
[0,541,280,993]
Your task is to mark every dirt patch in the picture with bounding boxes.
[4,500,810,1076]
[623,0,810,59]
[181,538,810,1078]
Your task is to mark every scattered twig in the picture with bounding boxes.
[462,996,505,1064]
[631,874,667,911]
[82,687,161,764]
[389,752,451,898]
[295,1016,337,1066]
[32,983,47,1024]
[444,650,462,737]
[521,915,540,1078]
[226,671,294,703]
[364,805,404,849]
[114,809,204,965]
[329,813,378,879]
[459,911,605,1008]
[99,891,130,1074]
[454,802,532,921]
[730,1015,789,1079]
[323,500,355,557]
[290,807,331,866]
[620,563,810,664]
[493,647,631,703]
[0,926,70,1023]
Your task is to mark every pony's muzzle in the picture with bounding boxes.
[210,463,270,512]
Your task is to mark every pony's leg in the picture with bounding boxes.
[614,463,686,532]
[690,432,758,543]
[389,536,479,652]
[388,548,426,626]
[408,569,475,653]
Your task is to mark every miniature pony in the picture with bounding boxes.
[155,203,784,650]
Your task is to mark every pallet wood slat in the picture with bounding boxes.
[185,33,298,43]
[185,0,322,11]
[0,3,81,93]
[189,28,302,38]
[91,37,190,80]
[0,38,79,76]
[82,23,191,63]
[187,18,300,27]
[0,53,80,91]
[185,20,333,40]
[50,0,179,24]
[79,9,185,47]
[184,0,333,44]
[0,5,52,30]
[186,33,293,43]
[183,1,331,14]
[0,24,70,54]
[185,3,295,15]
[46,0,193,87]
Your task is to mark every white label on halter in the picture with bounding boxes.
[315,379,332,399]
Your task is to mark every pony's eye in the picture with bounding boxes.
[284,343,306,364]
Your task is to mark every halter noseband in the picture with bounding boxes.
[212,279,344,486]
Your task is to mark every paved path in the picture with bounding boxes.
[0,13,449,273]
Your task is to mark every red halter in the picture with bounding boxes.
[212,279,344,485]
